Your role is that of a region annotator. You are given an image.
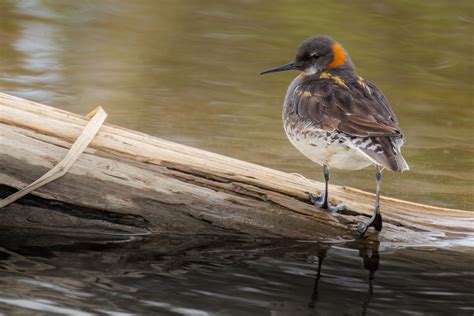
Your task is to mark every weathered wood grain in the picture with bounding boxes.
[0,92,472,245]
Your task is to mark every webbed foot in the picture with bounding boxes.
[307,191,346,213]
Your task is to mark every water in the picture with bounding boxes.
[0,1,473,315]
[0,232,473,315]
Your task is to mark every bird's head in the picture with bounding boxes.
[260,35,354,76]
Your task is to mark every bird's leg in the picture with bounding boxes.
[308,165,329,208]
[308,165,346,212]
[358,166,383,237]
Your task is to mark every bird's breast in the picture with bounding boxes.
[282,112,372,170]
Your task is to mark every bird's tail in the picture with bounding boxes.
[387,149,410,172]
[355,136,409,172]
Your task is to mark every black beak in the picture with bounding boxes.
[259,62,295,75]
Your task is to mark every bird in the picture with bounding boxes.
[260,35,409,237]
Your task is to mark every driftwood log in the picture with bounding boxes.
[1,92,472,245]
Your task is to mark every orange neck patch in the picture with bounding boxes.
[327,43,347,69]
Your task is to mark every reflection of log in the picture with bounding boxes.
[1,92,473,244]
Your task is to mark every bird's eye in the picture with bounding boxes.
[310,52,320,59]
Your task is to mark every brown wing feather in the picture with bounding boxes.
[290,75,402,137]
[287,74,408,171]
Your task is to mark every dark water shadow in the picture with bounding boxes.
[0,229,472,315]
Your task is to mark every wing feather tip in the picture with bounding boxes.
[385,154,410,173]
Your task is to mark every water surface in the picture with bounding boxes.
[0,232,473,315]
[0,1,473,315]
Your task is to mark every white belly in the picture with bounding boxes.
[284,123,372,170]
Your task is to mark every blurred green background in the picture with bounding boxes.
[1,0,472,209]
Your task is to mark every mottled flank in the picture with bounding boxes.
[284,116,374,170]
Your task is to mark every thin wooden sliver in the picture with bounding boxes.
[0,106,107,208]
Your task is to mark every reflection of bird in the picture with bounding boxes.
[359,244,380,316]
[260,35,408,236]
[308,248,327,308]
